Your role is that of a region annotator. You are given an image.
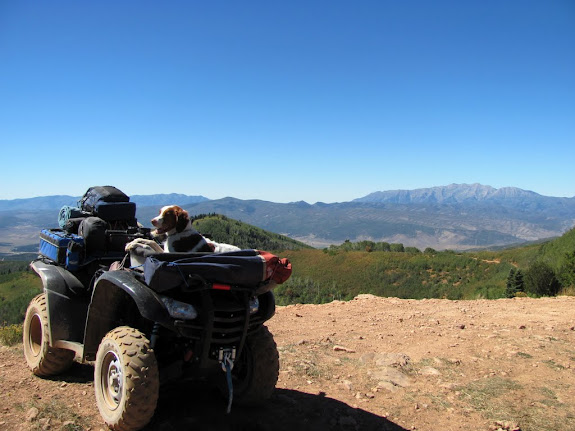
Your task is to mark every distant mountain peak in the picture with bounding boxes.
[354,184,542,204]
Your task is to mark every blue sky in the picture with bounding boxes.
[1,1,573,202]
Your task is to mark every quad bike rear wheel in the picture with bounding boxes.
[219,325,279,405]
[23,293,75,376]
[94,326,159,431]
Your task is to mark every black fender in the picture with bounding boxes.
[30,260,90,346]
[82,270,173,360]
[257,290,276,322]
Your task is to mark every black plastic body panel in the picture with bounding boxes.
[82,270,173,360]
[30,260,90,345]
[31,260,173,360]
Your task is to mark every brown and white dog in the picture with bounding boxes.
[125,205,240,264]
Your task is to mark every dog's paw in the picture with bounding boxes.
[125,238,163,253]
[125,238,145,251]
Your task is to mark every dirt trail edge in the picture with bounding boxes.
[1,295,574,431]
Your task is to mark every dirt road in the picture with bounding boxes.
[1,295,574,431]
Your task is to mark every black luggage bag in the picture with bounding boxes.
[79,186,136,223]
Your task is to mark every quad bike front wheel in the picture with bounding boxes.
[219,325,279,405]
[94,326,159,431]
[23,293,75,376]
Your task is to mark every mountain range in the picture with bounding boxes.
[1,184,574,254]
[354,183,547,204]
[0,193,208,211]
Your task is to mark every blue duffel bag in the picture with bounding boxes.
[39,229,85,270]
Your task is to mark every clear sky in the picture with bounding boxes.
[1,1,573,203]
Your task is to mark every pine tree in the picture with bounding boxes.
[506,268,517,298]
[514,269,525,293]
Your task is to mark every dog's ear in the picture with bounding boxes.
[174,206,190,233]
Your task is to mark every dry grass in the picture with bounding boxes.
[455,377,575,431]
[458,376,522,414]
[16,399,90,431]
[0,323,22,346]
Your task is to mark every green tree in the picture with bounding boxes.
[376,242,391,252]
[558,251,575,289]
[514,269,524,293]
[506,268,517,298]
[524,261,560,296]
[404,246,421,254]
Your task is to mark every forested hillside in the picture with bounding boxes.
[274,248,514,304]
[0,261,41,325]
[191,213,312,251]
[536,226,575,270]
[274,227,575,305]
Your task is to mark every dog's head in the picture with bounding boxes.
[151,205,190,235]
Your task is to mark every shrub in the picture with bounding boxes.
[0,323,22,346]
[524,261,561,297]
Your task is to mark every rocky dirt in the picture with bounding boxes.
[1,295,575,431]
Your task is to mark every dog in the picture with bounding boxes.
[125,205,240,264]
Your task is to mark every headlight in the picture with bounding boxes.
[249,297,259,315]
[160,296,198,320]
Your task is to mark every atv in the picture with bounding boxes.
[22,187,291,431]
